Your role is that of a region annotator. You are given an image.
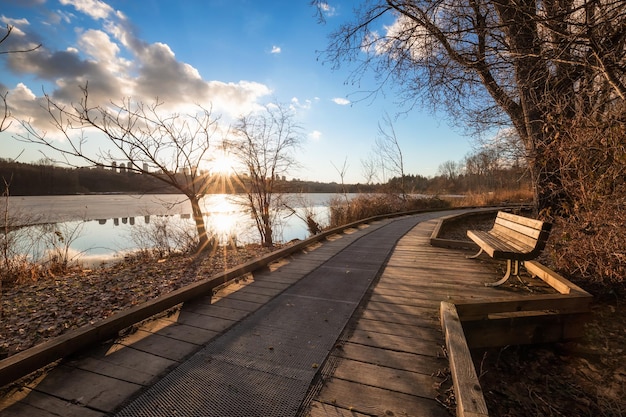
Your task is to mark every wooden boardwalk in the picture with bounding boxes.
[305,217,501,417]
[0,210,509,417]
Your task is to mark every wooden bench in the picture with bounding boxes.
[467,211,552,287]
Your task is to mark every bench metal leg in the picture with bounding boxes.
[467,248,484,259]
[485,259,520,287]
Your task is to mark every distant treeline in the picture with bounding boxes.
[0,160,374,196]
[0,160,176,195]
[0,159,530,196]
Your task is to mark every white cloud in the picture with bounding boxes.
[60,0,114,20]
[290,97,313,111]
[1,16,30,27]
[5,83,59,133]
[332,97,350,105]
[319,2,336,17]
[308,130,322,141]
[78,29,120,63]
[3,0,273,129]
[270,45,281,54]
[46,9,74,25]
[363,15,431,59]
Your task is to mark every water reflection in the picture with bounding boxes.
[8,193,336,266]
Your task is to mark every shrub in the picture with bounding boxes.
[328,194,450,228]
[447,189,534,207]
[545,100,626,287]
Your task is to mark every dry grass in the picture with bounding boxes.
[328,193,451,227]
[446,188,534,207]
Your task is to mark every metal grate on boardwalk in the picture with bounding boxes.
[114,214,445,417]
[306,215,507,417]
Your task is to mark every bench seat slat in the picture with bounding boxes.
[489,229,534,252]
[497,211,545,229]
[490,224,541,249]
[494,217,544,239]
[467,230,537,260]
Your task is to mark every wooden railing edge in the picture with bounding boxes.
[0,206,459,389]
[429,207,506,249]
[430,204,530,249]
[440,301,489,417]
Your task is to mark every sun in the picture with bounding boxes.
[210,153,235,176]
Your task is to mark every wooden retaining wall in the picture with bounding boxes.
[434,212,593,417]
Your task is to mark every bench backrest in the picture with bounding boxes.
[491,211,552,253]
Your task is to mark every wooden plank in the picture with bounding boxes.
[244,279,289,290]
[168,310,237,333]
[22,365,142,413]
[315,378,449,417]
[113,329,198,361]
[430,237,478,249]
[453,293,592,320]
[210,297,261,311]
[65,346,176,386]
[525,260,591,295]
[490,227,535,251]
[354,318,442,342]
[367,293,440,309]
[183,303,252,321]
[373,283,496,300]
[497,211,545,229]
[347,329,443,357]
[439,302,489,417]
[145,321,218,345]
[359,306,440,326]
[495,216,543,237]
[222,290,274,304]
[375,278,494,291]
[332,342,446,376]
[234,284,284,297]
[308,401,371,417]
[1,391,107,417]
[332,358,442,398]
[462,312,590,348]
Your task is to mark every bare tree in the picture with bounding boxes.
[375,112,407,199]
[437,160,460,182]
[226,103,302,247]
[313,0,626,213]
[17,86,222,253]
[464,149,499,191]
[331,157,351,203]
[360,152,379,185]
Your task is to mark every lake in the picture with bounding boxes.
[4,193,344,266]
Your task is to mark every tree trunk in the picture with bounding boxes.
[189,196,210,252]
[261,208,273,247]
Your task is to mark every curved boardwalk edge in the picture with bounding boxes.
[1,208,468,417]
[0,210,425,389]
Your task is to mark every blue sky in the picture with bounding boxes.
[0,0,474,183]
